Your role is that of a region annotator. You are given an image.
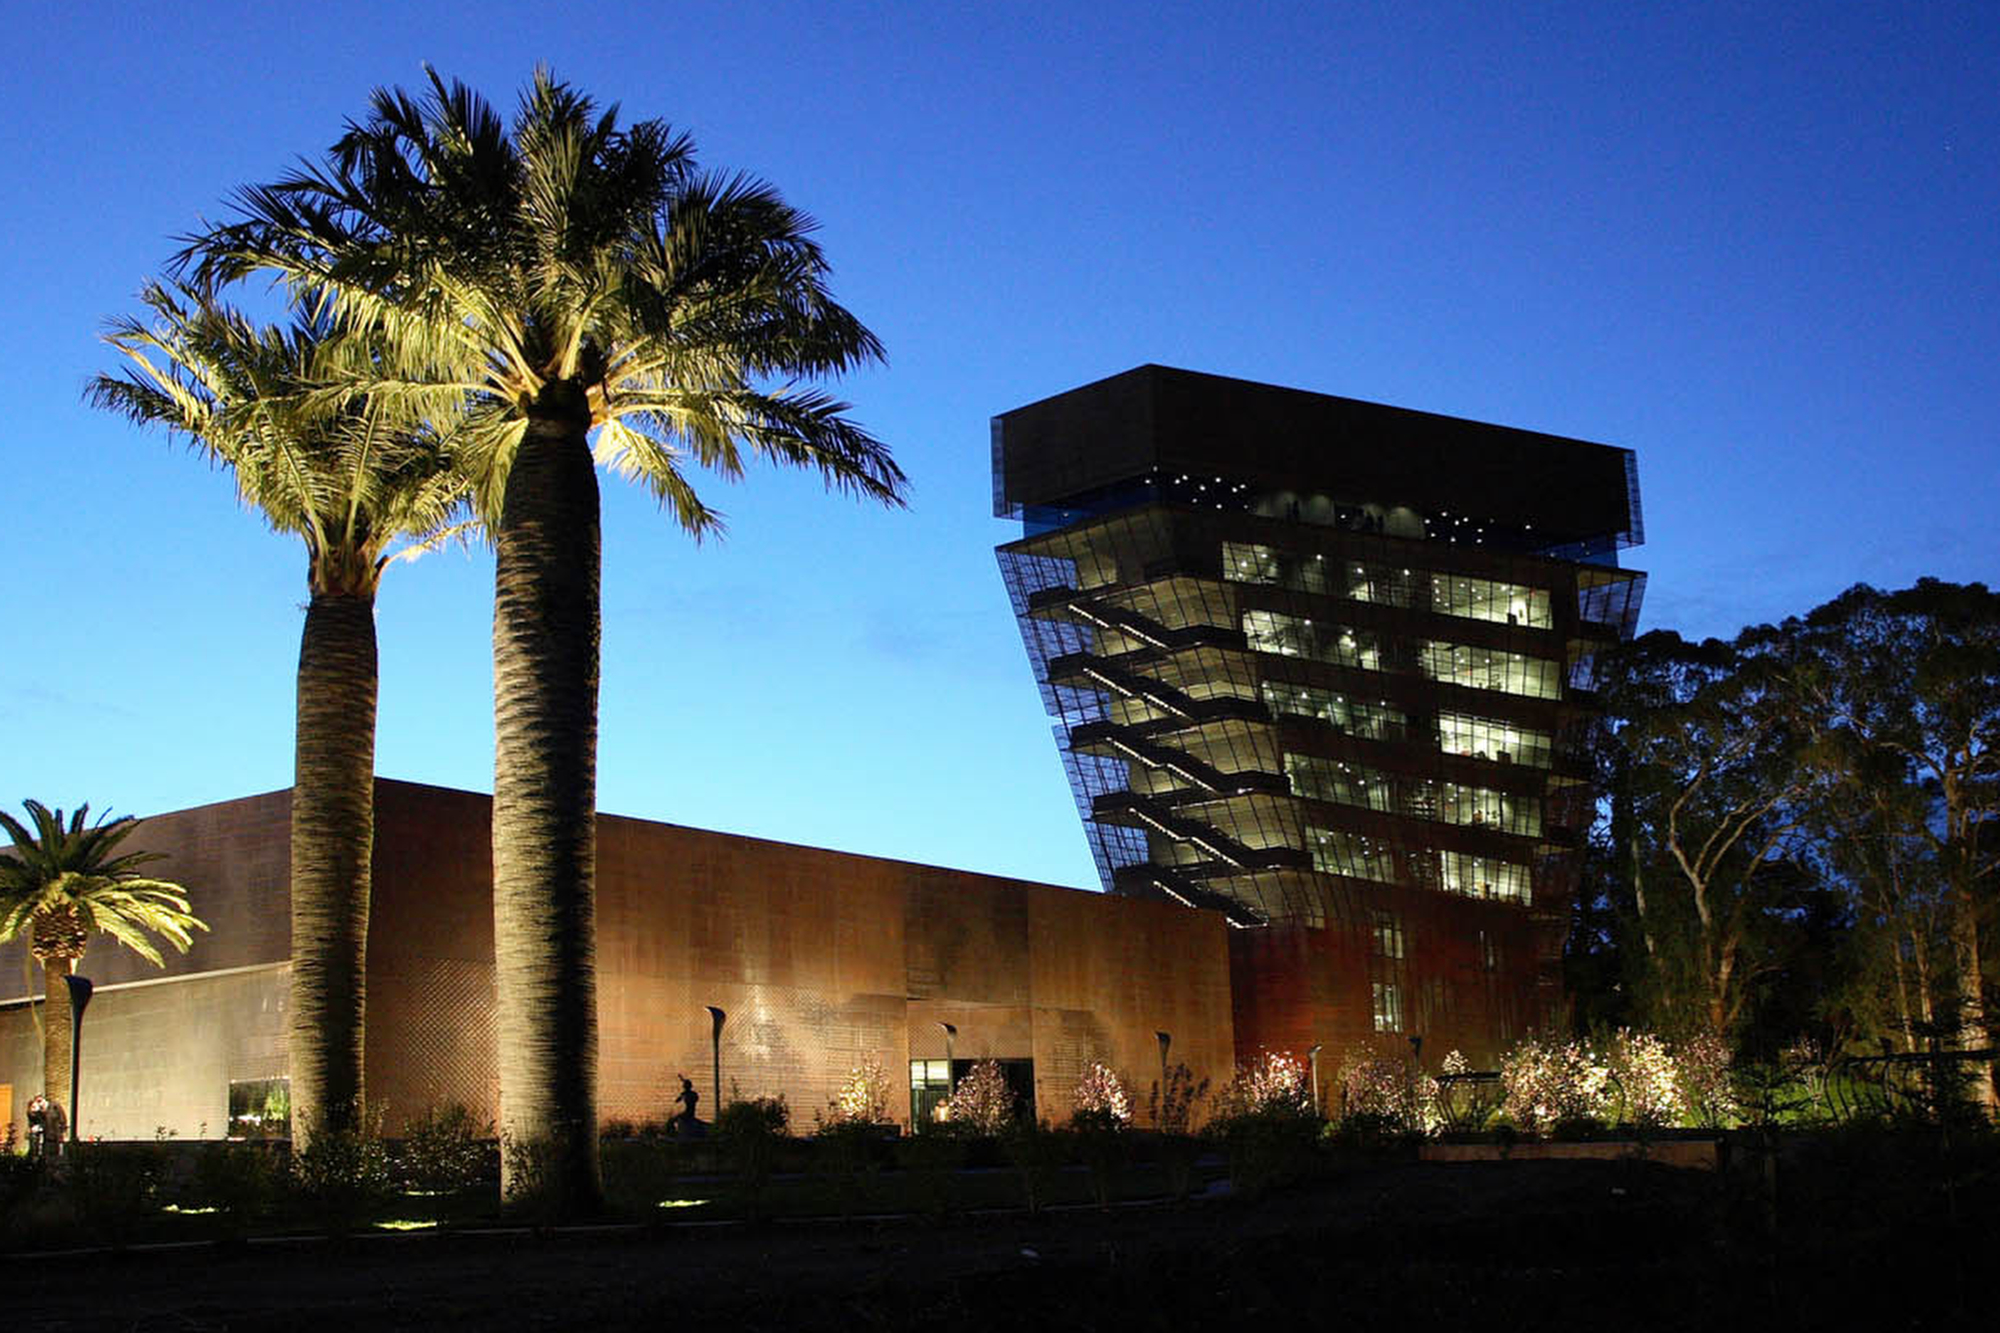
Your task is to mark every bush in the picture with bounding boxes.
[0,1125,43,1232]
[1214,1050,1313,1120]
[1149,1062,1211,1203]
[500,1130,569,1223]
[717,1091,789,1221]
[68,1142,169,1247]
[898,1121,968,1219]
[1675,1030,1739,1129]
[1211,1051,1321,1195]
[1337,1041,1440,1137]
[192,1141,278,1238]
[810,1118,885,1218]
[601,1136,686,1215]
[940,1059,1014,1136]
[1211,1102,1320,1197]
[1149,1063,1210,1135]
[1605,1029,1688,1130]
[822,1054,893,1127]
[291,1109,393,1236]
[1002,1118,1066,1214]
[1500,1036,1614,1137]
[397,1102,492,1196]
[1070,1061,1132,1125]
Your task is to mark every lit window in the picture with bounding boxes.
[1372,982,1404,1033]
[1372,910,1405,959]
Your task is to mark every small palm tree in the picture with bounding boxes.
[89,281,468,1145]
[0,801,205,1131]
[185,69,906,1208]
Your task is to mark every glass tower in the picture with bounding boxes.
[995,366,1645,1056]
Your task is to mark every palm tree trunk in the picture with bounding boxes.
[289,590,379,1146]
[491,385,603,1211]
[41,955,72,1139]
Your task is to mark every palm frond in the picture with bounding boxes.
[173,69,902,528]
[90,281,475,592]
[0,802,205,966]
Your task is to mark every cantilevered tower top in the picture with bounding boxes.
[993,365,1641,562]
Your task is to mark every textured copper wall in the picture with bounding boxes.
[1231,882,1542,1082]
[6,780,1240,1140]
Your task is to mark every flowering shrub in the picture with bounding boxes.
[1675,1030,1738,1128]
[822,1054,893,1126]
[1337,1042,1441,1135]
[942,1058,1015,1135]
[1070,1061,1132,1126]
[1499,1036,1614,1135]
[1211,1051,1319,1195]
[1215,1050,1313,1118]
[1605,1029,1686,1129]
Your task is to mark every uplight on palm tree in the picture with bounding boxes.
[0,801,205,1130]
[184,69,906,1208]
[89,282,468,1145]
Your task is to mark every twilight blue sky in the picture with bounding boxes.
[2,1,1994,890]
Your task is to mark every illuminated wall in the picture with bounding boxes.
[0,780,1237,1140]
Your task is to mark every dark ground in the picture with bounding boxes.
[8,1154,1988,1331]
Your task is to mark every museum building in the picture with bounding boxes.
[0,367,1643,1141]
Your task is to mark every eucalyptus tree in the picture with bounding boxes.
[1597,628,1825,1039]
[89,281,467,1144]
[1788,580,1999,1105]
[0,801,205,1133]
[182,70,904,1206]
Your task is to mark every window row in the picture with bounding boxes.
[1285,755,1543,837]
[1307,827,1533,905]
[1258,683,1555,771]
[1241,609,1561,700]
[1414,640,1561,700]
[1222,542,1553,628]
[1437,711,1554,769]
[1242,609,1381,671]
[1260,682,1413,741]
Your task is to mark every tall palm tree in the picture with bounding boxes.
[184,70,905,1208]
[0,801,205,1135]
[89,282,467,1145]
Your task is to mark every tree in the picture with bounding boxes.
[1805,742,1950,1052]
[1597,629,1824,1040]
[1788,580,1999,1105]
[183,70,906,1206]
[0,801,206,1132]
[89,282,467,1144]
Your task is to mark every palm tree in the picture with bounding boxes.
[0,801,205,1135]
[183,70,905,1208]
[89,282,467,1145]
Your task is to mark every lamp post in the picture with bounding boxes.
[1307,1042,1323,1116]
[706,1006,726,1117]
[939,1023,958,1087]
[65,975,93,1148]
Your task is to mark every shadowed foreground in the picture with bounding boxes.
[9,1154,1987,1331]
